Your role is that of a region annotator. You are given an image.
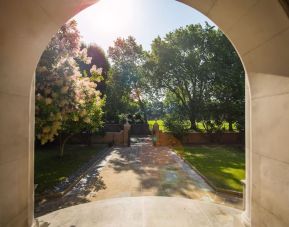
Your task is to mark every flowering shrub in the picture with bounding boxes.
[35,20,104,155]
[35,64,104,144]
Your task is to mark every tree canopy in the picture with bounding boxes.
[143,23,244,131]
[36,20,245,148]
[105,36,148,122]
[76,43,110,96]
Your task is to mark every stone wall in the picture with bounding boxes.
[1,0,289,226]
[67,123,131,146]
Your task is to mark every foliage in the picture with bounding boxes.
[145,24,216,129]
[148,119,238,133]
[144,23,244,131]
[174,145,245,192]
[163,114,190,139]
[209,32,245,131]
[201,119,225,134]
[148,120,167,131]
[105,68,139,122]
[146,100,166,120]
[106,36,148,121]
[127,113,145,124]
[118,113,127,124]
[235,114,245,133]
[76,43,110,96]
[35,20,104,156]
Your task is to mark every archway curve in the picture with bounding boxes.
[0,1,289,226]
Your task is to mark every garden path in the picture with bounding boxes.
[35,137,242,217]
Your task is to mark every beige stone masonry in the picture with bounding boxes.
[1,0,289,226]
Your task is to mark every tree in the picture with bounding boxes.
[58,68,104,156]
[146,100,166,120]
[145,24,217,130]
[144,23,244,131]
[209,33,245,131]
[35,20,104,156]
[106,36,147,121]
[76,43,110,96]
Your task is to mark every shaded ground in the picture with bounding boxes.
[35,137,242,217]
[35,144,107,194]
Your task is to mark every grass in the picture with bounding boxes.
[34,144,107,194]
[174,145,245,192]
[196,121,238,132]
[148,120,168,131]
[148,119,238,132]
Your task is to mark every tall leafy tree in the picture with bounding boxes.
[145,24,217,129]
[210,33,245,131]
[144,23,244,131]
[106,36,147,121]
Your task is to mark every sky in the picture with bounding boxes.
[73,0,217,52]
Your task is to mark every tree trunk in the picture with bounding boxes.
[133,83,147,122]
[139,101,147,122]
[189,114,197,131]
[137,96,147,122]
[228,120,233,131]
[59,134,74,157]
[86,132,92,147]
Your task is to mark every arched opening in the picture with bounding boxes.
[0,0,289,226]
[33,0,247,222]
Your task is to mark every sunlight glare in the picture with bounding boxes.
[79,0,137,34]
[73,0,216,51]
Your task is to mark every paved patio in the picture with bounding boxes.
[37,196,244,227]
[36,137,242,218]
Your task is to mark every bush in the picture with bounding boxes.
[202,119,225,133]
[163,114,189,139]
[201,119,226,143]
[118,113,127,124]
[235,115,245,133]
[134,113,144,124]
[126,113,145,124]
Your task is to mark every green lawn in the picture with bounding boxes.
[35,144,107,194]
[174,145,245,192]
[148,119,238,132]
[148,120,168,131]
[196,121,238,132]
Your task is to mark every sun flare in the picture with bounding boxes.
[73,0,216,51]
[77,0,136,34]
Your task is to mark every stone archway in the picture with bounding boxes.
[0,0,289,226]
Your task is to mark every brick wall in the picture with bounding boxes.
[156,131,244,146]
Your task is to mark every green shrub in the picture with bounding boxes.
[202,119,225,133]
[163,114,189,139]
